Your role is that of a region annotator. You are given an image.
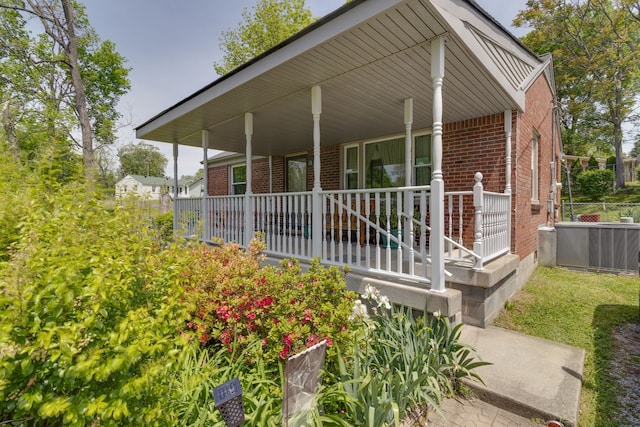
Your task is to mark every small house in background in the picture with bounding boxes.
[187,177,205,197]
[115,175,190,199]
[136,0,562,327]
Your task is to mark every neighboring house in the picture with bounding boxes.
[115,175,190,199]
[187,177,205,197]
[136,0,562,328]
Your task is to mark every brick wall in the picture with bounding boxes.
[319,145,341,190]
[443,114,506,193]
[208,165,228,196]
[511,74,560,260]
[439,72,560,261]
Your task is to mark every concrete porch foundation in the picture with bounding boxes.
[264,251,527,328]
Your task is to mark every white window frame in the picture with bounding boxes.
[231,163,247,195]
[344,143,359,189]
[531,131,539,203]
[341,130,433,189]
[413,131,432,186]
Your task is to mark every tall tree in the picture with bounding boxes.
[0,0,130,182]
[117,142,168,178]
[214,0,315,75]
[515,0,640,188]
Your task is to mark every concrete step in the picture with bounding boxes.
[459,325,585,427]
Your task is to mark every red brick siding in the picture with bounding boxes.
[511,74,560,260]
[319,145,341,190]
[208,165,228,196]
[443,113,506,193]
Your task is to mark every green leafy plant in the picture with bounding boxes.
[0,182,192,426]
[180,238,358,367]
[167,341,282,427]
[576,169,615,201]
[324,286,490,426]
[153,211,175,244]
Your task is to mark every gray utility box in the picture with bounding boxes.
[556,222,640,273]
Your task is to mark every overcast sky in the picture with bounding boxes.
[83,0,530,177]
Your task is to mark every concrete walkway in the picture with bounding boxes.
[429,325,585,427]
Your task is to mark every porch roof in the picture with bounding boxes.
[136,0,544,157]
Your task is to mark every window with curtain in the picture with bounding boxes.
[345,145,359,189]
[231,164,246,195]
[286,155,307,192]
[365,138,405,188]
[414,134,432,185]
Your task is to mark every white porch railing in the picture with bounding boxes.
[253,192,313,259]
[173,173,511,281]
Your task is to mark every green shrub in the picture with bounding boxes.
[153,211,174,244]
[167,342,283,426]
[576,169,614,201]
[0,183,192,426]
[180,238,357,367]
[322,286,490,426]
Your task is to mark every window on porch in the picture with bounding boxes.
[286,155,307,192]
[414,134,431,186]
[232,164,246,195]
[346,133,431,189]
[345,145,359,189]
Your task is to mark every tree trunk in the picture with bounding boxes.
[159,191,171,215]
[614,78,625,189]
[1,100,20,163]
[60,0,95,183]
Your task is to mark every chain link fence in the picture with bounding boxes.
[561,201,640,223]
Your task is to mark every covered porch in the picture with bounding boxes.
[174,177,511,287]
[136,0,546,324]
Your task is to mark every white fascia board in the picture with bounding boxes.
[136,0,404,140]
[520,54,553,92]
[430,0,532,111]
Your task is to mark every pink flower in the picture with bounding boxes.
[261,339,268,346]
[304,309,312,322]
[325,337,333,347]
[279,347,290,359]
[247,311,256,320]
[283,334,293,347]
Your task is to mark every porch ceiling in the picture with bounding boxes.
[136,0,541,157]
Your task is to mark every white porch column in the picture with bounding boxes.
[244,113,254,247]
[504,110,512,195]
[172,141,179,233]
[403,98,414,273]
[430,36,446,293]
[311,86,323,257]
[201,130,210,241]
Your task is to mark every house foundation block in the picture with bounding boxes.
[446,254,525,327]
[344,273,463,324]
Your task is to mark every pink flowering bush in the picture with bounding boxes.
[179,237,357,366]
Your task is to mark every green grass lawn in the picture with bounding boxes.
[493,267,639,427]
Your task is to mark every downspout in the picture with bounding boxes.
[548,104,556,227]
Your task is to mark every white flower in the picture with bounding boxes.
[349,299,369,320]
[433,310,441,318]
[378,295,391,310]
[361,284,376,300]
